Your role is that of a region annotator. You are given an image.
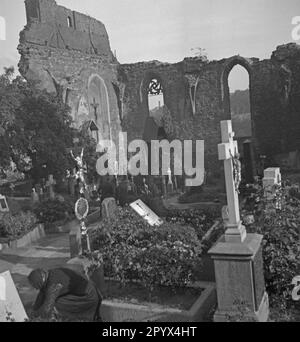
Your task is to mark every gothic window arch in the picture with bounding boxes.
[67,16,73,28]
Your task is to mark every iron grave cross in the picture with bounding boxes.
[218,120,246,243]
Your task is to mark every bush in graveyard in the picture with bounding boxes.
[165,208,218,241]
[0,211,37,239]
[0,67,75,183]
[91,207,203,292]
[139,194,169,217]
[34,199,74,224]
[243,182,300,311]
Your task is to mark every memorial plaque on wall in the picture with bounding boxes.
[252,245,266,311]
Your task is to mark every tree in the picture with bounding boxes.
[73,129,99,185]
[0,67,74,183]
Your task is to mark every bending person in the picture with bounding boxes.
[28,267,102,322]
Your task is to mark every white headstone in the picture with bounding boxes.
[130,199,163,227]
[218,120,246,242]
[263,167,281,201]
[0,271,28,322]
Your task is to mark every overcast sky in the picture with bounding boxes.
[0,0,299,90]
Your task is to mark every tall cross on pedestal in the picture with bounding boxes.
[91,98,99,123]
[218,120,246,243]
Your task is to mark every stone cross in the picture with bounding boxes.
[218,120,246,242]
[101,197,117,222]
[46,174,56,200]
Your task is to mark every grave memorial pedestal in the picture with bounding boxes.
[209,234,269,322]
[208,121,269,322]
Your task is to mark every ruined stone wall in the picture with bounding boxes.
[18,0,300,175]
[119,58,225,173]
[19,0,121,145]
[120,44,300,174]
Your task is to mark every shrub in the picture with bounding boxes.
[139,194,169,217]
[166,208,218,241]
[91,207,203,292]
[0,211,37,239]
[34,199,74,224]
[243,182,300,311]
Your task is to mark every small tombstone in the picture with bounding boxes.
[36,184,44,201]
[101,197,117,222]
[0,194,9,213]
[0,271,28,322]
[208,121,269,322]
[31,188,39,204]
[46,175,56,200]
[130,199,163,227]
[263,167,281,200]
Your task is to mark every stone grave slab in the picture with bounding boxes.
[101,197,117,221]
[130,199,163,226]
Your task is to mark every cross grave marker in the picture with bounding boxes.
[218,120,246,242]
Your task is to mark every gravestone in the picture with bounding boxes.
[0,271,28,322]
[130,199,163,226]
[262,167,281,200]
[101,197,117,222]
[31,188,39,204]
[209,120,269,322]
[0,194,9,213]
[46,175,56,200]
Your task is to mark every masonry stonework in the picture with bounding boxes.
[19,0,300,176]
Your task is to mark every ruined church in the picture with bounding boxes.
[18,0,300,176]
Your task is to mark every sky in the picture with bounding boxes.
[0,0,299,91]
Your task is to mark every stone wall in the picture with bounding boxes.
[119,44,300,174]
[18,0,300,176]
[19,0,121,145]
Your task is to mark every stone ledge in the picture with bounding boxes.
[100,281,216,322]
[0,224,45,251]
[65,257,216,322]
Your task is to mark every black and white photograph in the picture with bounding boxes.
[0,0,300,326]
